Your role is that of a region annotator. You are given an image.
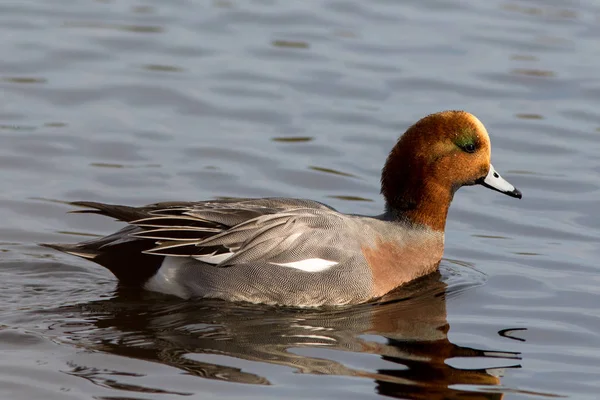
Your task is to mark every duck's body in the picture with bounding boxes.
[53,198,442,306]
[45,111,521,306]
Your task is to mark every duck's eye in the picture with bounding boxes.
[463,143,476,153]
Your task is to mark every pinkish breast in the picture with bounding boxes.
[361,235,443,298]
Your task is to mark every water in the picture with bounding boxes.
[1,0,599,398]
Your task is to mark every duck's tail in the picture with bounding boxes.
[41,202,166,286]
[40,242,99,260]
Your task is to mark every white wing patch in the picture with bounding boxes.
[270,258,337,272]
[192,250,337,272]
[193,251,234,264]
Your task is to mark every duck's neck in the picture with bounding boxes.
[382,169,453,232]
[384,186,451,232]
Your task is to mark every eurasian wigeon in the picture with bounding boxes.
[45,111,521,306]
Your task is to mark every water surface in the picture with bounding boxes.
[1,0,599,399]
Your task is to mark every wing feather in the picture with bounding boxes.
[131,228,220,241]
[62,198,346,267]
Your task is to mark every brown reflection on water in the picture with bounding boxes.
[501,3,578,19]
[271,136,314,142]
[272,40,310,49]
[515,113,544,120]
[49,273,520,399]
[141,64,184,73]
[327,195,374,202]
[62,21,164,33]
[1,77,47,84]
[309,165,358,178]
[511,69,555,78]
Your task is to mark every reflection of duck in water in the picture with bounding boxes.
[45,111,521,306]
[56,272,520,399]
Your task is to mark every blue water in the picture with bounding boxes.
[1,1,600,399]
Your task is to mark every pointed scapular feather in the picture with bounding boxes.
[143,241,202,256]
[193,251,234,265]
[131,227,220,241]
[69,201,150,222]
[185,209,272,227]
[147,207,196,216]
[131,216,223,229]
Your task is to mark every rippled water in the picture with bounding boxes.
[1,0,599,399]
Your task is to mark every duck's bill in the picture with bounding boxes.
[478,164,522,199]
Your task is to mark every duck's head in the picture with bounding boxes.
[382,110,521,231]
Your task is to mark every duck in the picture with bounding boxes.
[44,111,521,307]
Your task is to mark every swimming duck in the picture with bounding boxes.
[45,111,521,306]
